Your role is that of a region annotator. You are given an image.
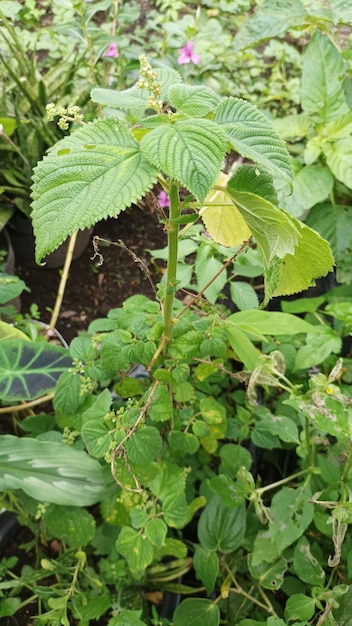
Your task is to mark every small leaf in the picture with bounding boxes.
[173,599,220,626]
[193,546,219,595]
[293,537,325,586]
[230,281,259,311]
[140,118,227,202]
[147,384,173,422]
[322,138,352,190]
[125,426,162,466]
[284,594,316,622]
[214,97,293,184]
[32,119,158,262]
[145,518,167,548]
[44,506,95,547]
[168,84,220,117]
[116,527,154,574]
[248,555,287,590]
[269,487,314,552]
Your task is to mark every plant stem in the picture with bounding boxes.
[162,182,180,344]
[49,232,78,331]
[256,468,310,496]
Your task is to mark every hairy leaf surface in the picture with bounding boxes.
[168,84,221,117]
[214,98,292,184]
[140,119,226,202]
[31,119,158,262]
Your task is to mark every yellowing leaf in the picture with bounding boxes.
[200,174,251,247]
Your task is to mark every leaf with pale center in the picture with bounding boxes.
[31,119,158,262]
[140,119,226,202]
[213,97,293,184]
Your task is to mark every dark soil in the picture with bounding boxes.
[15,205,166,343]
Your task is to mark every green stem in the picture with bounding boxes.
[162,183,180,344]
[256,468,310,497]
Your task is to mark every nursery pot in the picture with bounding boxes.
[8,212,93,269]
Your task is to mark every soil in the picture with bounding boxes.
[15,205,166,343]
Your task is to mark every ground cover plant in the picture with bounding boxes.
[0,1,352,625]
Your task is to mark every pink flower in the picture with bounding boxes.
[177,41,200,65]
[157,190,170,208]
[103,43,119,58]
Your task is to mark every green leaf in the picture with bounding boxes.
[281,165,334,218]
[233,0,308,50]
[305,203,352,284]
[294,327,342,370]
[44,506,95,547]
[91,67,182,115]
[273,113,312,140]
[293,537,325,586]
[173,599,220,626]
[269,487,314,553]
[31,119,158,262]
[225,324,260,371]
[0,597,21,618]
[248,555,287,590]
[322,138,352,190]
[147,383,173,422]
[0,434,114,506]
[228,164,279,206]
[0,340,72,402]
[0,321,30,342]
[81,421,110,459]
[284,594,315,622]
[168,431,199,454]
[193,546,219,595]
[145,518,167,548]
[195,247,227,304]
[125,426,162,466]
[227,310,317,337]
[230,281,259,311]
[91,85,149,115]
[149,462,189,528]
[116,527,153,574]
[198,495,246,553]
[225,185,299,266]
[263,219,335,302]
[214,98,293,184]
[301,30,348,122]
[108,609,148,626]
[0,273,29,304]
[168,84,221,117]
[140,118,226,202]
[330,0,352,25]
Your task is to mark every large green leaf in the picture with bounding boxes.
[116,527,154,575]
[0,340,72,402]
[0,434,114,505]
[140,119,226,202]
[233,0,308,50]
[305,203,351,284]
[214,98,292,184]
[31,119,158,262]
[301,30,348,123]
[227,310,317,337]
[198,495,246,553]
